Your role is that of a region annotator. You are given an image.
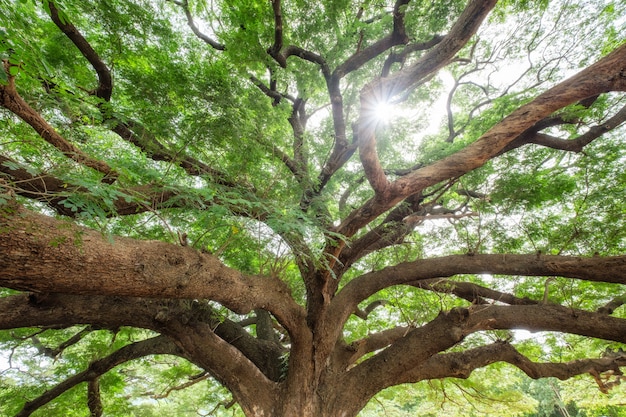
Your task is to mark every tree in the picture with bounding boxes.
[1,0,625,415]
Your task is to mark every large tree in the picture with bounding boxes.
[1,0,625,415]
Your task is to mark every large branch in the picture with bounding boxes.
[165,319,280,415]
[415,278,538,306]
[0,294,286,411]
[0,154,186,216]
[15,335,180,417]
[332,326,410,370]
[333,0,411,78]
[339,341,624,416]
[305,0,418,204]
[324,253,626,348]
[505,101,626,153]
[378,0,498,98]
[356,0,497,204]
[335,283,529,369]
[0,201,306,334]
[0,293,285,383]
[402,341,626,385]
[341,42,626,237]
[466,303,626,344]
[341,304,626,410]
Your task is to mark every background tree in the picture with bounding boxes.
[1,0,626,416]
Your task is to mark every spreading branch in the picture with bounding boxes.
[326,253,626,345]
[505,101,626,153]
[0,202,306,333]
[402,341,626,387]
[15,336,181,417]
[0,64,117,182]
[340,42,626,238]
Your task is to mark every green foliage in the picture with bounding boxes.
[1,0,626,415]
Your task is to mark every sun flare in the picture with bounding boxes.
[373,101,395,125]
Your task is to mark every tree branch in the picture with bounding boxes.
[400,341,626,388]
[268,0,285,67]
[339,305,626,412]
[507,102,626,153]
[333,326,409,369]
[0,202,307,334]
[152,372,209,399]
[15,336,180,417]
[0,293,287,383]
[466,303,626,344]
[167,0,225,50]
[356,0,497,197]
[0,154,190,217]
[329,253,626,343]
[0,64,117,182]
[47,1,113,101]
[339,42,626,238]
[414,278,538,306]
[598,295,626,315]
[165,319,281,415]
[335,0,411,77]
[46,3,236,187]
[110,120,238,187]
[87,378,103,417]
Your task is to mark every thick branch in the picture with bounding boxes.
[357,0,497,197]
[338,192,424,273]
[340,42,626,237]
[509,102,626,153]
[333,326,409,370]
[335,0,411,77]
[400,341,626,386]
[379,0,498,98]
[165,319,280,414]
[0,202,306,333]
[342,308,472,401]
[268,0,285,67]
[340,305,626,412]
[414,278,538,306]
[15,336,180,417]
[0,293,286,383]
[466,303,626,344]
[87,378,103,417]
[329,253,626,342]
[0,154,185,217]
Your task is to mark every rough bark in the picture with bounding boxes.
[0,201,305,332]
[2,1,626,416]
[2,199,626,416]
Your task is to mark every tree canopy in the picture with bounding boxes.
[1,0,626,415]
